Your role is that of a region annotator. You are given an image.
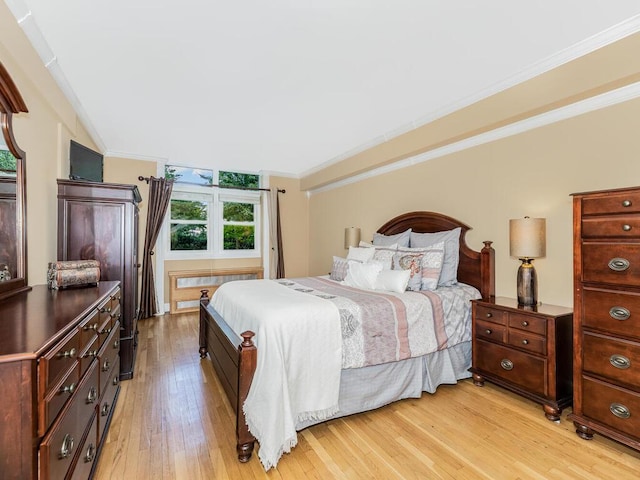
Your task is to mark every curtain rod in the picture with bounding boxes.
[137,176,285,193]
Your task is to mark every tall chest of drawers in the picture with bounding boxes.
[570,186,640,451]
[0,282,121,479]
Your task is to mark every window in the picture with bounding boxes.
[0,148,17,176]
[165,166,261,258]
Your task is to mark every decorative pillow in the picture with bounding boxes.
[417,243,445,291]
[374,269,411,293]
[346,246,376,263]
[372,228,411,248]
[392,250,425,291]
[409,227,461,286]
[343,262,382,290]
[330,256,359,281]
[359,241,398,270]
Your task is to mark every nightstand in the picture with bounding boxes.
[469,297,573,421]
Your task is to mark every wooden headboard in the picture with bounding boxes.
[377,211,495,299]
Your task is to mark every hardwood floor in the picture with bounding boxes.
[94,312,640,479]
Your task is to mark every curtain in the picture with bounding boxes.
[138,176,173,319]
[268,188,285,279]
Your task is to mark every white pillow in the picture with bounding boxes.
[347,246,376,263]
[374,269,411,293]
[343,262,382,290]
[358,241,398,270]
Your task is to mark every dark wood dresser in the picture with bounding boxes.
[57,179,141,380]
[470,296,573,420]
[570,186,640,451]
[0,282,121,479]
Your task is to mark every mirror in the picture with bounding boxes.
[0,61,30,301]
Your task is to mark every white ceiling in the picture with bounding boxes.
[7,1,640,177]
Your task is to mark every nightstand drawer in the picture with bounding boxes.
[582,288,640,340]
[582,216,640,239]
[581,191,640,215]
[475,340,546,396]
[582,243,640,286]
[508,313,546,336]
[583,376,640,441]
[475,304,507,325]
[475,319,507,343]
[583,333,640,387]
[507,330,546,355]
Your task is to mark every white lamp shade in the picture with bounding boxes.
[344,227,361,249]
[509,217,546,259]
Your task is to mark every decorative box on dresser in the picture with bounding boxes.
[570,186,640,451]
[57,179,141,380]
[470,297,573,421]
[0,282,121,479]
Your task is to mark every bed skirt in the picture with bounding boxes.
[296,340,471,430]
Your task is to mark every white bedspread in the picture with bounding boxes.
[210,279,342,470]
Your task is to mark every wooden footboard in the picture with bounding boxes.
[199,290,257,461]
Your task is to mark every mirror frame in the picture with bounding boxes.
[0,61,30,301]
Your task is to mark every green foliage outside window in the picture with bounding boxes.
[171,224,207,250]
[219,171,259,188]
[171,199,207,220]
[224,225,254,250]
[0,149,16,174]
[223,202,254,222]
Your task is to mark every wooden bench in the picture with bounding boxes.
[168,267,264,314]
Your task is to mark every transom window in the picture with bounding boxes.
[165,166,261,259]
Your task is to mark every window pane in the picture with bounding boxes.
[219,171,259,188]
[165,165,214,185]
[223,225,254,250]
[0,149,17,175]
[223,202,254,222]
[171,199,207,220]
[171,224,208,250]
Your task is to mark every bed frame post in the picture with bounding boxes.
[237,331,257,462]
[199,289,210,358]
[480,241,495,300]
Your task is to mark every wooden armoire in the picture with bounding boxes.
[57,179,142,380]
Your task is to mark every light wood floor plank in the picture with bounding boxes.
[93,312,640,479]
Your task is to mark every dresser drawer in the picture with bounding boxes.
[583,333,640,387]
[99,322,120,396]
[40,328,80,395]
[508,312,546,336]
[583,376,640,441]
[582,288,640,340]
[582,216,640,239]
[79,333,100,378]
[99,356,120,441]
[475,304,507,325]
[69,412,99,480]
[474,340,546,396]
[79,310,101,350]
[508,330,546,355]
[582,243,640,286]
[41,362,80,435]
[475,319,507,343]
[582,191,640,215]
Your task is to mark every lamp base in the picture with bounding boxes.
[517,259,538,306]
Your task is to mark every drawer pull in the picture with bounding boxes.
[113,340,120,349]
[113,375,119,386]
[485,329,492,335]
[84,443,96,463]
[623,224,632,232]
[59,382,76,395]
[86,386,98,404]
[83,349,98,358]
[522,339,529,345]
[98,306,112,314]
[101,403,110,416]
[610,354,631,369]
[83,322,98,332]
[100,327,112,335]
[622,200,632,208]
[521,321,529,327]
[102,359,111,372]
[610,306,631,321]
[500,359,514,371]
[485,312,493,318]
[57,347,76,359]
[59,434,74,459]
[608,258,630,272]
[610,402,631,419]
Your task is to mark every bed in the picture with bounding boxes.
[198,211,495,469]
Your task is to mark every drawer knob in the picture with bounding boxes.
[610,354,631,370]
[610,402,631,419]
[100,327,112,335]
[522,339,529,345]
[113,375,119,386]
[83,322,98,332]
[521,321,529,327]
[101,403,111,416]
[102,359,111,372]
[610,306,631,321]
[86,386,98,404]
[113,340,120,349]
[485,312,493,318]
[57,347,76,359]
[500,359,514,371]
[622,200,632,207]
[83,349,98,358]
[84,443,96,463]
[98,306,112,314]
[485,329,492,335]
[622,224,632,232]
[608,258,630,272]
[59,434,74,459]
[59,382,76,395]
